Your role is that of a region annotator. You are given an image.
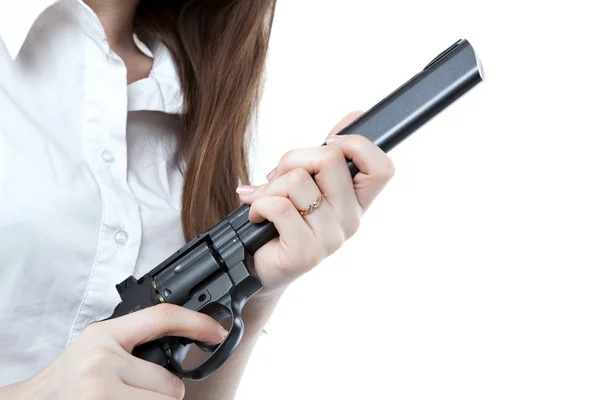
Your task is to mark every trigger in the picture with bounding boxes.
[174,335,222,352]
[177,337,194,346]
[195,341,220,353]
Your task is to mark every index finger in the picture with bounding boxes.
[99,303,228,353]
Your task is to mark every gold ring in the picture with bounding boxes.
[299,195,325,216]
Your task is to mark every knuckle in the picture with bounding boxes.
[83,322,103,337]
[280,149,296,166]
[80,324,112,349]
[333,226,347,252]
[287,168,312,188]
[347,134,366,148]
[153,303,179,323]
[376,158,395,181]
[383,159,396,180]
[322,144,346,166]
[315,246,327,266]
[271,197,294,217]
[327,227,346,256]
[324,234,343,256]
[82,347,118,372]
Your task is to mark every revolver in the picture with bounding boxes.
[105,39,484,381]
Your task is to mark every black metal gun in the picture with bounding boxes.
[105,39,484,381]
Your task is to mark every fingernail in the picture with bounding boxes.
[266,167,277,181]
[220,327,229,340]
[236,185,257,194]
[325,135,344,144]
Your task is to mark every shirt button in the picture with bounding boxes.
[114,230,129,245]
[101,150,115,164]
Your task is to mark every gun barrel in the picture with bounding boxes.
[237,39,483,253]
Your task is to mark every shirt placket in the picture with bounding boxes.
[68,6,143,343]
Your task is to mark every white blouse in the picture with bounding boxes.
[0,0,192,385]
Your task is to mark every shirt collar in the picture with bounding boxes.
[0,0,59,60]
[128,39,184,114]
[0,0,184,114]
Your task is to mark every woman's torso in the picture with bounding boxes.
[0,0,187,384]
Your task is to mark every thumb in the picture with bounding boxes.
[327,110,364,137]
[99,303,228,353]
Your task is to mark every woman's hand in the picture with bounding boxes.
[1,304,227,400]
[236,111,395,296]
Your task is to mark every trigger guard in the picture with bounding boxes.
[193,300,232,353]
[167,276,261,381]
[169,339,193,368]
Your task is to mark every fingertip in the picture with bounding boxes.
[195,313,229,345]
[201,330,228,346]
[215,327,229,344]
[249,215,265,224]
[236,185,258,195]
[247,202,266,224]
[266,167,278,182]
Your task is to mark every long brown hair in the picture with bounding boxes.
[135,0,277,240]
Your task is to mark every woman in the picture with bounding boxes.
[0,0,394,399]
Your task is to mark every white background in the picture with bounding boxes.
[239,1,600,399]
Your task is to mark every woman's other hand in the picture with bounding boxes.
[236,111,395,296]
[0,304,227,400]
